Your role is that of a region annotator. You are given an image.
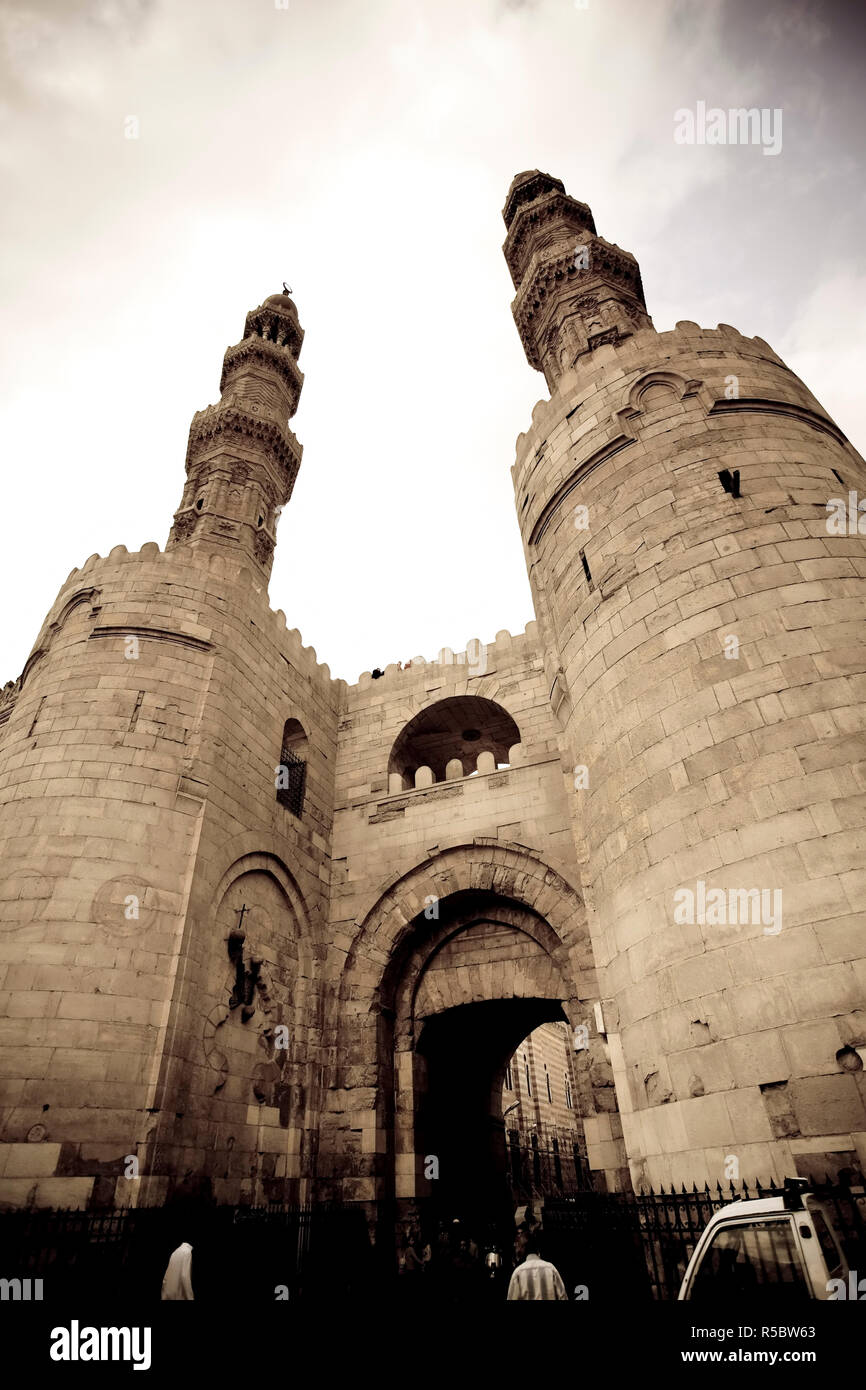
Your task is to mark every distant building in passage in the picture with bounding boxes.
[503,1021,581,1146]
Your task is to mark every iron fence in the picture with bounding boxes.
[0,1201,372,1304]
[1,1179,862,1305]
[543,1177,866,1301]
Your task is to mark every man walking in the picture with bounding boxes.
[161,1240,195,1300]
[506,1227,568,1301]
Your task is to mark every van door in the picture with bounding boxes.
[681,1216,813,1301]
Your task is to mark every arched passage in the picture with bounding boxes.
[334,843,626,1247]
[390,896,584,1236]
[416,995,572,1229]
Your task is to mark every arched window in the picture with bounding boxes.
[387,695,521,790]
[276,717,307,818]
[564,1075,573,1110]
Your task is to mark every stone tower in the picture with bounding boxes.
[504,170,866,1189]
[0,292,343,1210]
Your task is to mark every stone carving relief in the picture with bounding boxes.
[203,874,298,1120]
[173,511,197,541]
[253,529,274,565]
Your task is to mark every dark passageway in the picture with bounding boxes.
[415,997,570,1230]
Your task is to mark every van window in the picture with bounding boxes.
[688,1218,810,1301]
[810,1210,842,1275]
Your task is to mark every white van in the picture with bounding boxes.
[678,1181,865,1301]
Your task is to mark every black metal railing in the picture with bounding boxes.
[0,1201,371,1304]
[543,1178,866,1301]
[1,1180,862,1305]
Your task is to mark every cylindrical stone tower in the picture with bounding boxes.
[505,170,866,1190]
[0,293,327,1210]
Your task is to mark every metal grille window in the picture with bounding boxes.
[276,718,308,818]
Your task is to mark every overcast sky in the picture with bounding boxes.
[1,0,864,685]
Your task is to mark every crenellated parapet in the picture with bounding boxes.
[27,540,344,701]
[351,621,542,691]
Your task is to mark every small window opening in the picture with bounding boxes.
[718,468,741,498]
[258,515,264,527]
[196,498,204,510]
[276,717,307,818]
[832,469,846,486]
[580,548,594,588]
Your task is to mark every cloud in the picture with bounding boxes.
[0,0,862,683]
[776,269,866,445]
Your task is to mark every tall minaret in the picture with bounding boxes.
[167,291,305,581]
[503,170,652,393]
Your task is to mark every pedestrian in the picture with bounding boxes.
[161,1240,194,1300]
[398,1227,426,1304]
[402,1228,426,1277]
[506,1226,568,1301]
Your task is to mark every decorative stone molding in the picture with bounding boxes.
[171,510,198,541]
[252,528,275,565]
[220,334,304,403]
[185,404,301,481]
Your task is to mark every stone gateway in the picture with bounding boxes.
[0,173,864,1242]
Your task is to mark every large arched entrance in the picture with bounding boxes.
[391,892,587,1251]
[336,843,626,1259]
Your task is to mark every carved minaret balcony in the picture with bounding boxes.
[503,170,652,392]
[167,292,305,581]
